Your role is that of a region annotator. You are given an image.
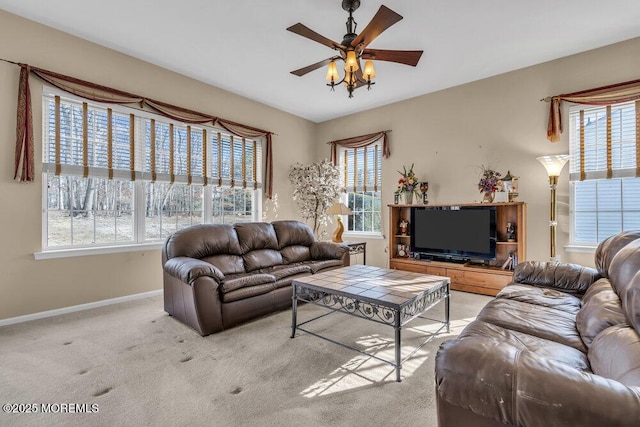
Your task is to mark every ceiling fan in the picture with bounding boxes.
[287,0,423,98]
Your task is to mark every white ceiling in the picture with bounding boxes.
[2,0,640,123]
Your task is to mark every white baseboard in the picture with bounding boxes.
[0,289,163,327]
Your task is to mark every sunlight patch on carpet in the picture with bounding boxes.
[300,317,477,397]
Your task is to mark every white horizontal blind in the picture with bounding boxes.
[338,141,383,233]
[340,141,382,192]
[569,102,638,181]
[43,93,262,189]
[569,101,640,245]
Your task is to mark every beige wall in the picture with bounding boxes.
[0,11,315,320]
[3,8,640,320]
[315,37,640,269]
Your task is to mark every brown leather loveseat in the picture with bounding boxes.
[435,231,640,426]
[162,220,349,336]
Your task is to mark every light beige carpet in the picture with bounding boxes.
[0,290,490,427]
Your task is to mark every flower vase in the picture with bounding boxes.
[404,191,414,205]
[483,191,495,203]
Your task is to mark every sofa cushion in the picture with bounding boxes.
[164,223,242,259]
[310,241,348,261]
[272,220,315,249]
[243,249,284,272]
[608,240,640,334]
[582,277,615,302]
[512,261,600,295]
[220,273,276,293]
[221,283,276,303]
[280,245,311,264]
[259,264,312,281]
[476,298,586,352]
[497,283,582,315]
[234,222,279,254]
[594,230,640,277]
[273,272,312,289]
[577,287,627,347]
[459,320,590,371]
[436,337,520,425]
[589,324,640,387]
[305,259,345,274]
[201,254,245,275]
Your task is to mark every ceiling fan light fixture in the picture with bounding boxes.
[345,50,359,71]
[325,61,339,82]
[288,2,422,99]
[363,60,376,80]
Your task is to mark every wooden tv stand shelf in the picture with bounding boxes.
[388,202,526,296]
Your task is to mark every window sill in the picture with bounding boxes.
[34,242,164,260]
[343,232,384,240]
[564,244,596,254]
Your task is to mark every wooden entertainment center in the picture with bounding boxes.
[388,202,526,296]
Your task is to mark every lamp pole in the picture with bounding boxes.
[537,155,569,262]
[549,174,559,260]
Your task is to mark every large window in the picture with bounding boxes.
[569,101,640,246]
[338,141,383,235]
[42,90,262,251]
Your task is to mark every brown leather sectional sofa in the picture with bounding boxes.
[162,220,349,336]
[436,230,640,426]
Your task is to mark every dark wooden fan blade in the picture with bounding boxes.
[287,23,345,50]
[350,5,403,49]
[290,56,341,77]
[362,49,423,67]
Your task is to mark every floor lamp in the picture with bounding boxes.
[536,154,569,262]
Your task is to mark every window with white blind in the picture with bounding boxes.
[569,101,640,246]
[41,89,262,252]
[338,142,383,235]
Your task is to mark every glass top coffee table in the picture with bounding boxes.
[291,265,450,382]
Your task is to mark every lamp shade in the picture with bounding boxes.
[344,50,359,71]
[537,155,569,177]
[363,60,376,79]
[325,61,339,82]
[326,202,353,215]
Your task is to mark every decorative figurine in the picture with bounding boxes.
[506,222,516,242]
[399,219,409,235]
[397,244,407,257]
[420,181,429,204]
[503,170,520,202]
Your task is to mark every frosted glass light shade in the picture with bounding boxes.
[325,61,339,82]
[343,71,357,87]
[345,50,359,71]
[363,60,376,79]
[537,154,569,177]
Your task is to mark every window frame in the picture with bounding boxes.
[567,101,640,250]
[37,87,262,259]
[336,142,384,239]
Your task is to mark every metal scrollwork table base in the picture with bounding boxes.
[291,265,450,382]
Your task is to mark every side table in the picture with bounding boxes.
[342,241,366,265]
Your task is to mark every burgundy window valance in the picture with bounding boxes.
[545,77,640,143]
[328,130,391,164]
[11,62,275,198]
[328,130,390,193]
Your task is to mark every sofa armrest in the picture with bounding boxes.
[512,261,600,294]
[436,337,640,427]
[310,241,349,261]
[164,257,224,285]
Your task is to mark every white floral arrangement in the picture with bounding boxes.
[289,159,343,237]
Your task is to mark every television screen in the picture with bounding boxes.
[411,207,496,261]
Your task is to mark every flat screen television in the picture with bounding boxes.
[410,206,497,262]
